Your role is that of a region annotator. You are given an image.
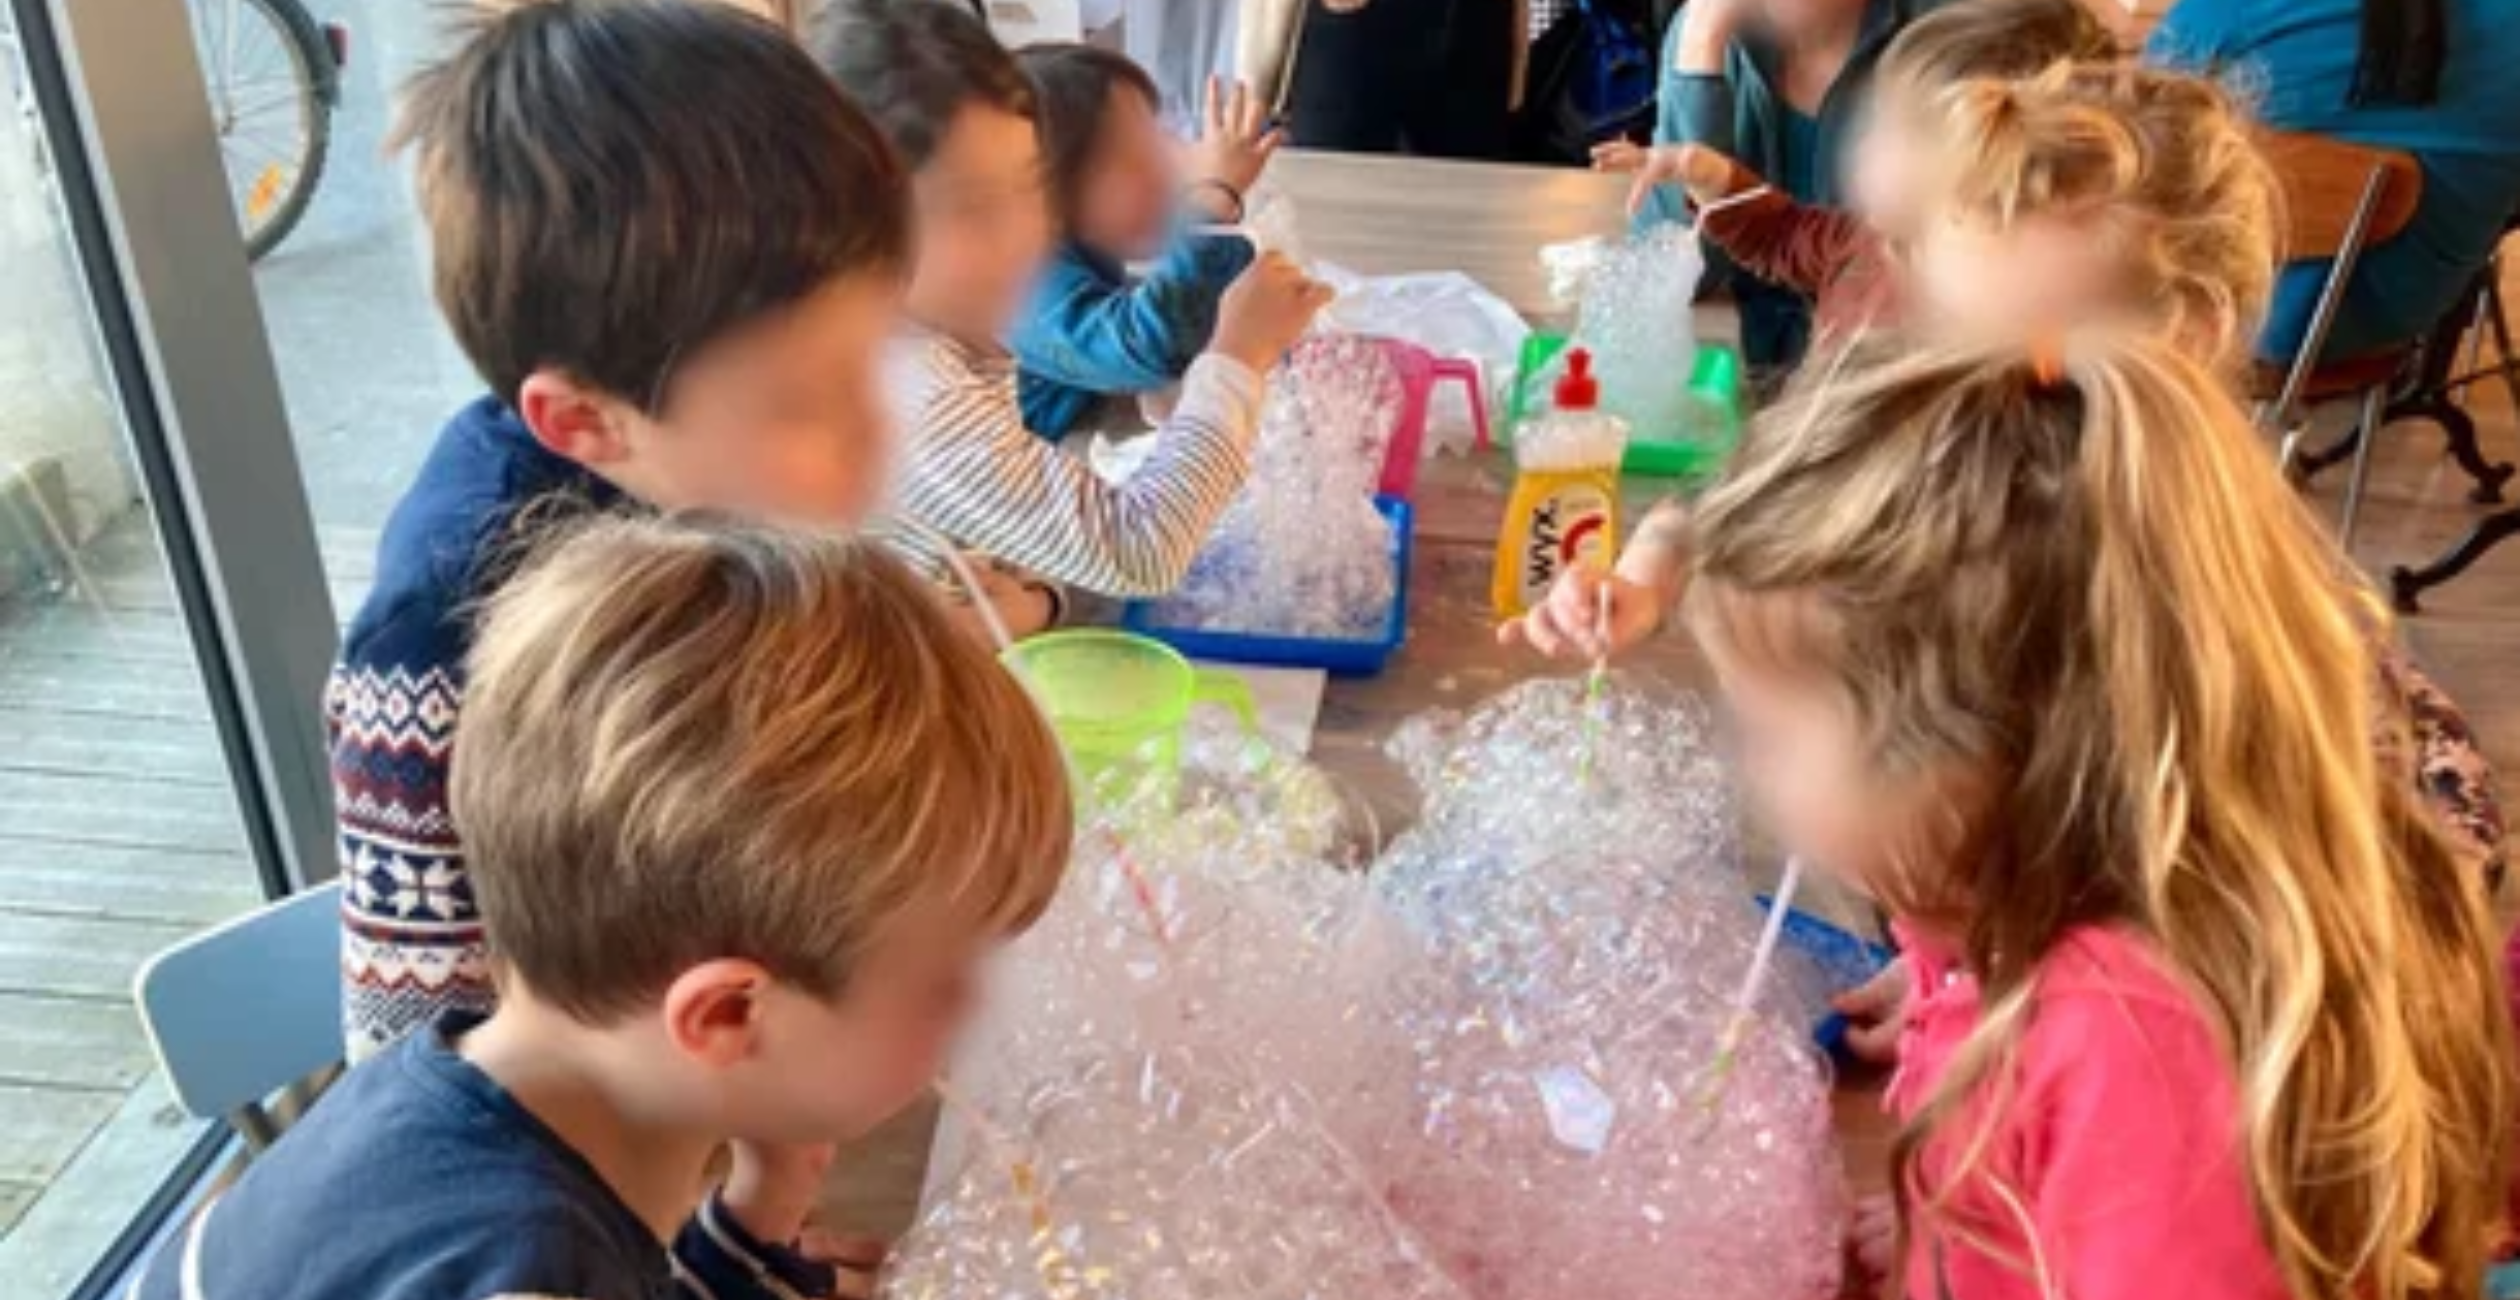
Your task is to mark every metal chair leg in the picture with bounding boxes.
[2392,506,2520,613]
[2486,264,2520,417]
[2341,383,2389,550]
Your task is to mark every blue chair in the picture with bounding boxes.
[131,880,344,1151]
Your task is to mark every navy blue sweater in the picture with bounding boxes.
[132,1015,836,1300]
[329,398,621,1061]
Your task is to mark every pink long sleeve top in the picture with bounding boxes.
[1888,925,2290,1300]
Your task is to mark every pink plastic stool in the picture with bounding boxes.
[1372,337,1491,500]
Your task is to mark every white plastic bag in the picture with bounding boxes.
[1313,264,1529,454]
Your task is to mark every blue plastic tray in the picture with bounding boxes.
[1757,896,1897,1060]
[1122,497,1412,677]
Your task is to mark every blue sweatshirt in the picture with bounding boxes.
[131,1015,837,1300]
[331,399,623,1061]
[1009,228,1255,439]
[1640,0,1942,370]
[2149,0,2520,361]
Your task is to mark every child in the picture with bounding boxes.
[1008,50,1275,440]
[1526,56,2279,657]
[1684,332,2515,1299]
[333,0,912,1061]
[1522,57,2506,890]
[1593,0,2124,353]
[809,0,1332,616]
[143,515,1072,1299]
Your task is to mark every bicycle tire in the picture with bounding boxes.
[226,0,333,262]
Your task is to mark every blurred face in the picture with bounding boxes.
[1704,640,1897,893]
[1071,86,1179,260]
[701,920,1000,1146]
[1843,105,1925,236]
[517,273,902,526]
[908,103,1054,343]
[628,274,902,524]
[1905,209,2124,345]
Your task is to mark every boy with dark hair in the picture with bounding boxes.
[145,515,1073,1300]
[809,0,1329,615]
[333,0,906,1069]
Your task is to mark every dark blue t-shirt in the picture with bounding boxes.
[132,1015,832,1300]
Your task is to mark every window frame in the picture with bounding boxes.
[8,0,344,1292]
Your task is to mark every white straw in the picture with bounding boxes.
[1729,855,1803,1026]
[1688,184,1774,237]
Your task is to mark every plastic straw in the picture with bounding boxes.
[1689,855,1805,1123]
[1688,184,1774,237]
[1576,579,1615,783]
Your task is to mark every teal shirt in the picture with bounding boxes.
[2149,0,2520,360]
[1640,0,1943,368]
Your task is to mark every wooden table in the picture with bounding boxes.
[1270,149,1894,1196]
[832,153,1891,1254]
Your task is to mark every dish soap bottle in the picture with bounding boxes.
[1493,348,1629,618]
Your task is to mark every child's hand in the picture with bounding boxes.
[1590,140,1736,217]
[951,563,1057,642]
[1831,956,1913,1065]
[1210,251,1333,374]
[798,1228,888,1300]
[1496,567,1665,660]
[1846,1193,1898,1291]
[722,1139,835,1247]
[1189,76,1286,212]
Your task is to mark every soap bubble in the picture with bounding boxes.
[885,682,1846,1300]
[1527,225,1715,444]
[1146,335,1401,640]
[883,736,1452,1300]
[1359,679,1847,1300]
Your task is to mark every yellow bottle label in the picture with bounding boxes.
[1493,469,1620,618]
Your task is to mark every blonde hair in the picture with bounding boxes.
[1685,333,2514,1300]
[1874,0,2121,103]
[451,513,1072,1022]
[1928,61,2282,370]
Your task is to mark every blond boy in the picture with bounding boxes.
[141,516,1071,1300]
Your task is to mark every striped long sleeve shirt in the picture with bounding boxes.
[888,331,1264,598]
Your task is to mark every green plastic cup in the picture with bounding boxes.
[1002,630,1258,797]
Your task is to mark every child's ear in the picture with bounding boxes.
[659,959,778,1067]
[516,370,639,468]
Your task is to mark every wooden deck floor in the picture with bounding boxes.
[0,518,372,1296]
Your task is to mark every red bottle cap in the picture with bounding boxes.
[1553,348,1600,410]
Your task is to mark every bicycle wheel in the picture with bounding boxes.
[188,0,334,261]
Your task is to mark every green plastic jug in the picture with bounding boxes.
[1002,630,1258,797]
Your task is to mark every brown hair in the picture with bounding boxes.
[1927,61,2283,369]
[808,0,1038,170]
[1018,43,1161,229]
[451,514,1073,1023]
[1687,333,2514,1300]
[1875,0,2122,99]
[394,0,908,411]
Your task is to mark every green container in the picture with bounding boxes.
[1002,630,1257,798]
[1504,332,1747,480]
